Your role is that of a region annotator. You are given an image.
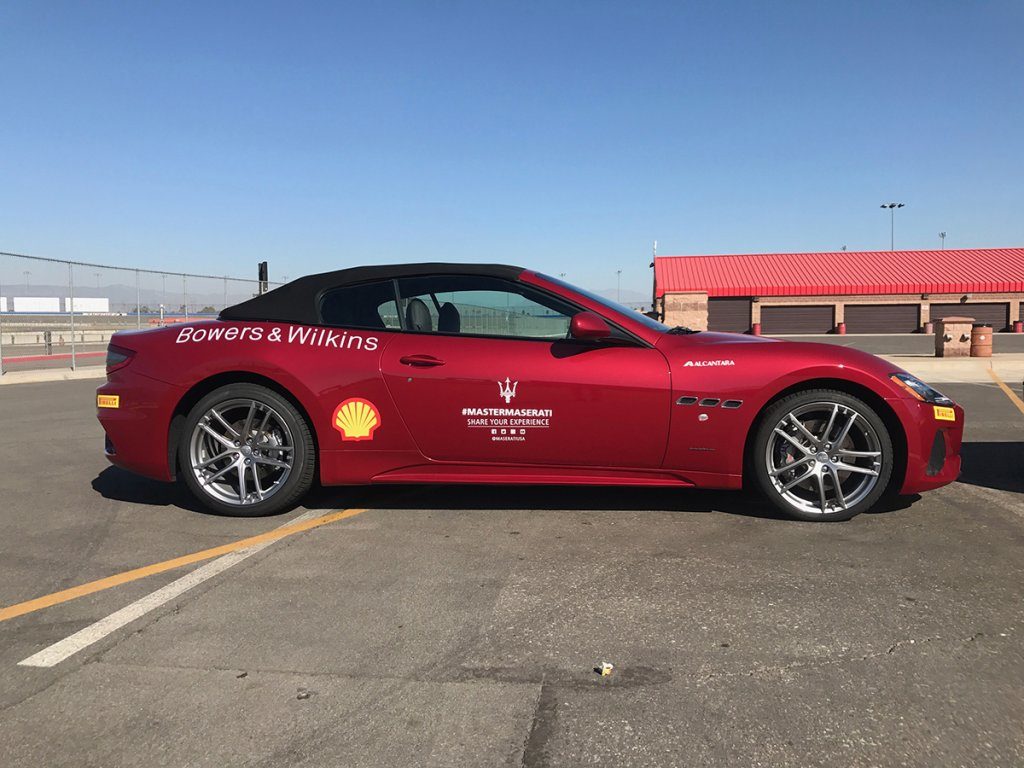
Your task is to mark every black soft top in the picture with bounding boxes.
[219,262,525,325]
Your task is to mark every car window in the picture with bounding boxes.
[319,280,401,330]
[396,275,575,339]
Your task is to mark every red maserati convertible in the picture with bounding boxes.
[96,264,963,521]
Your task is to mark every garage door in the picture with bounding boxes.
[708,298,752,333]
[930,303,1009,331]
[844,304,919,333]
[760,305,834,335]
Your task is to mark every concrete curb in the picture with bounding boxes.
[0,366,106,386]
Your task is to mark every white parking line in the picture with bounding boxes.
[18,510,323,668]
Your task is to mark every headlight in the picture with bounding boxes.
[890,373,953,405]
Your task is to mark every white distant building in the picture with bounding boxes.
[63,297,110,313]
[0,296,7,313]
[13,297,61,312]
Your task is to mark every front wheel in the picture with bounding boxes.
[751,389,893,522]
[179,383,315,516]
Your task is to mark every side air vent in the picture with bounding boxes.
[699,398,720,407]
[926,431,946,476]
[722,400,743,409]
[676,396,698,406]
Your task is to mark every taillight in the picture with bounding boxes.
[106,344,135,374]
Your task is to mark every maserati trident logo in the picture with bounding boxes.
[498,377,518,404]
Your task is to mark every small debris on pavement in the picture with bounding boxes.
[296,687,314,700]
[236,671,248,679]
[596,662,614,677]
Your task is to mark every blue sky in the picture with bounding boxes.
[1,1,1022,295]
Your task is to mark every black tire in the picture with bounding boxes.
[178,383,315,517]
[750,389,893,522]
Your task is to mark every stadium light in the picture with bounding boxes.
[880,203,905,251]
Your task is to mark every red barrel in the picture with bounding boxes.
[751,322,761,336]
[970,324,993,357]
[1014,320,1023,334]
[836,322,846,335]
[923,321,934,334]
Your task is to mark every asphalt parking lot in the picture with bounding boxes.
[1,377,1022,767]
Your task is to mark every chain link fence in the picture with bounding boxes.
[0,251,280,376]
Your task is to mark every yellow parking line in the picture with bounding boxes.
[987,368,1024,418]
[0,508,366,624]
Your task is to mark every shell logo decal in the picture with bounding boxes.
[332,398,381,441]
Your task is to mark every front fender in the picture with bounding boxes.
[660,340,911,482]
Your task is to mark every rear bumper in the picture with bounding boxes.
[96,371,182,482]
[894,398,964,495]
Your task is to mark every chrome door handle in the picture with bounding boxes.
[399,354,445,367]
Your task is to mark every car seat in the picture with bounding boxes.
[405,298,433,332]
[437,302,461,333]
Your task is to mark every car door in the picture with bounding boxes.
[379,274,671,468]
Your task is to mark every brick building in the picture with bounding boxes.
[653,248,1024,334]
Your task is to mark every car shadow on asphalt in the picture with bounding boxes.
[958,441,1024,494]
[92,466,788,520]
[92,466,922,522]
[309,484,918,520]
[92,467,209,514]
[307,484,797,519]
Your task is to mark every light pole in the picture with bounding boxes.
[616,270,622,302]
[939,232,946,249]
[23,270,31,291]
[880,202,904,251]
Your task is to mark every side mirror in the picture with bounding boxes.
[570,311,612,341]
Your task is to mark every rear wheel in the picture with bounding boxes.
[751,389,893,522]
[179,383,315,516]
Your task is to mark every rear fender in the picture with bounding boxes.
[166,367,323,481]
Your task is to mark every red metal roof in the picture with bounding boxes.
[654,248,1024,298]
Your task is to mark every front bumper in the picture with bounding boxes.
[894,398,965,495]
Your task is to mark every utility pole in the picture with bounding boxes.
[939,231,946,249]
[650,240,659,319]
[880,202,905,251]
[616,269,622,303]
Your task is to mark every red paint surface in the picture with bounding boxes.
[655,248,1024,298]
[96,270,963,499]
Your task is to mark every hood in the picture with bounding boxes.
[656,331,906,387]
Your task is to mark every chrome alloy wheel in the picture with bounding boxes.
[188,398,295,507]
[765,401,883,516]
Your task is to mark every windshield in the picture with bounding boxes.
[538,273,670,333]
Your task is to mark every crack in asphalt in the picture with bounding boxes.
[520,677,557,768]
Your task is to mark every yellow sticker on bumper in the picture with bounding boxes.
[97,395,120,409]
[933,405,955,421]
